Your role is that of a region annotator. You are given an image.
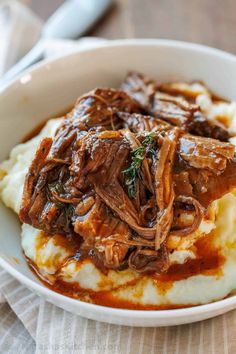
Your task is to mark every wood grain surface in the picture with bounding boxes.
[29,0,236,54]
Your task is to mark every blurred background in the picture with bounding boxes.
[1,0,236,83]
[27,0,236,53]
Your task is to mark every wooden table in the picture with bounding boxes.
[30,0,236,54]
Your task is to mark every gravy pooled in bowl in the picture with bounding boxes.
[1,72,236,309]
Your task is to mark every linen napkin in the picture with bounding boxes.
[1,265,236,354]
[1,4,236,354]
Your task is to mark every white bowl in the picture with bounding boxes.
[1,39,236,327]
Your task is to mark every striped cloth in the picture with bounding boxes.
[1,268,236,354]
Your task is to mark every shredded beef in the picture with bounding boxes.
[121,71,230,141]
[20,75,236,274]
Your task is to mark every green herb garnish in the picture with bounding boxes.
[123,132,156,198]
[48,181,66,196]
[63,204,74,232]
[47,182,74,233]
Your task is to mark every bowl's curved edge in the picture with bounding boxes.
[1,38,236,326]
[2,38,236,94]
[1,255,236,327]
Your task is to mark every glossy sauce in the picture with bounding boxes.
[27,231,225,310]
[28,257,189,310]
[157,235,224,283]
[23,89,227,310]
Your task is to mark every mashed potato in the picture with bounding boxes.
[19,211,236,307]
[0,118,63,214]
[1,86,236,309]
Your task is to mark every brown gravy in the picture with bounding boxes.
[26,231,224,310]
[22,89,227,310]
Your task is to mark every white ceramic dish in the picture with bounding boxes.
[1,39,236,327]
